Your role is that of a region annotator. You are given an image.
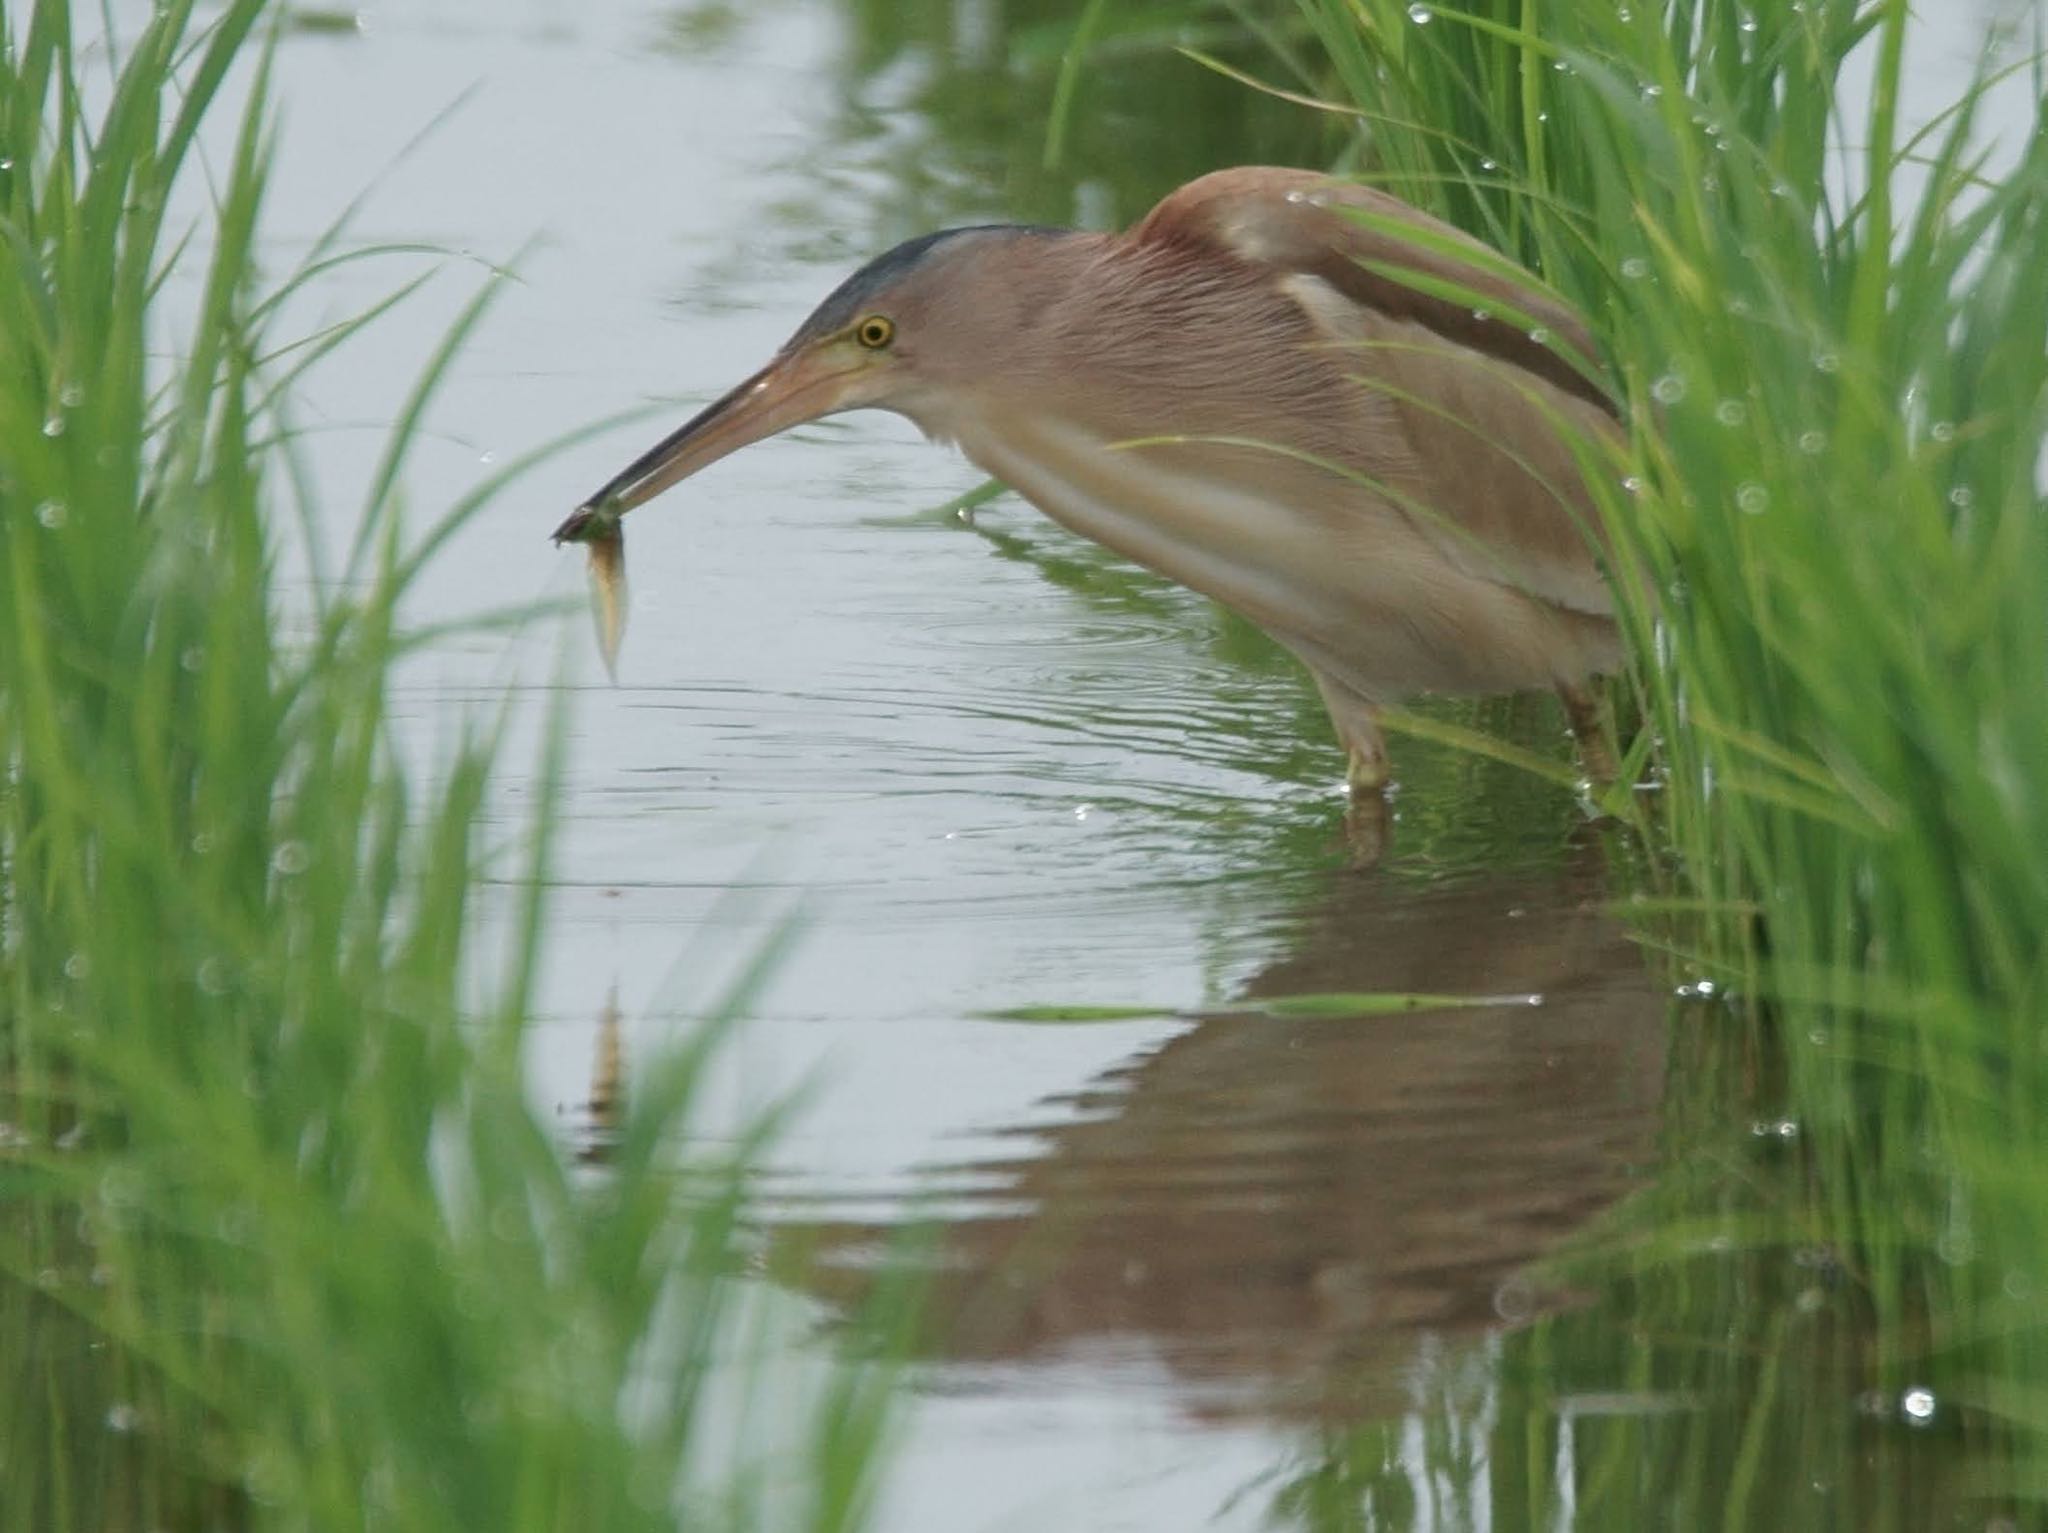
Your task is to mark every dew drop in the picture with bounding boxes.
[1813,349,1841,374]
[1406,2,1433,21]
[1651,373,1689,405]
[1930,420,1955,443]
[1620,256,1650,279]
[35,500,67,528]
[1900,1387,1937,1425]
[1737,482,1770,514]
[1492,1276,1534,1322]
[271,840,310,876]
[1798,430,1826,455]
[105,1403,140,1434]
[1949,486,1974,509]
[1715,398,1748,427]
[42,414,65,438]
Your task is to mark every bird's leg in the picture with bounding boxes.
[1310,669,1391,800]
[1558,681,1618,787]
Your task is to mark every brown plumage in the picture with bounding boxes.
[555,166,1624,792]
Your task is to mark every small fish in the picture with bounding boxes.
[552,498,628,678]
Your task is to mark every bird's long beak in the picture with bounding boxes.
[552,349,857,543]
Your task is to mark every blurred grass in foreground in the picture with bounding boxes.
[0,4,896,1529]
[1228,0,2048,1524]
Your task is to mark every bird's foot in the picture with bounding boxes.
[1345,743,1390,798]
[1558,682,1619,794]
[1341,746,1394,867]
[1342,789,1391,868]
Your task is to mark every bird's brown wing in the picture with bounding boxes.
[1133,167,1620,618]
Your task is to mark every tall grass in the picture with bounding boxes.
[0,4,896,1529]
[1261,0,2048,1516]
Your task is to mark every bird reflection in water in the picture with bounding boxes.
[762,835,1662,1426]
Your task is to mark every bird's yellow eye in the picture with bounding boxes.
[854,315,896,350]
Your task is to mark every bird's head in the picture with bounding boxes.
[552,224,1066,543]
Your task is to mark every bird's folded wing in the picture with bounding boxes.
[1136,167,1621,618]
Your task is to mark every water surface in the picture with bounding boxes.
[240,1,2034,1525]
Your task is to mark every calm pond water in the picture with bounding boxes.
[230,0,2032,1525]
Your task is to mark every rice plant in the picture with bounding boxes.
[0,4,898,1529]
[1259,0,2048,1516]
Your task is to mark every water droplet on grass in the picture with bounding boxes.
[1651,373,1688,405]
[1406,3,1433,21]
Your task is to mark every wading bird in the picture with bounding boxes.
[554,166,1622,796]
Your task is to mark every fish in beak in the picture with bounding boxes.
[552,347,866,674]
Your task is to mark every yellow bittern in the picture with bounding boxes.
[555,167,1622,793]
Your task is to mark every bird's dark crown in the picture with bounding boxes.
[790,224,1068,345]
